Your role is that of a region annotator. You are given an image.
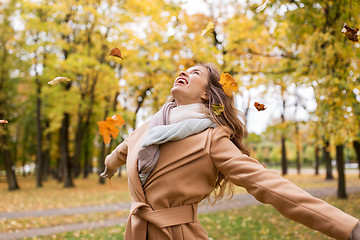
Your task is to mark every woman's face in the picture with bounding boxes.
[171,66,209,106]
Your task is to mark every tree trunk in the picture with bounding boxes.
[353,140,360,178]
[60,112,74,188]
[98,140,106,184]
[98,104,110,184]
[35,71,44,187]
[314,144,320,175]
[295,123,301,174]
[42,120,51,181]
[83,127,92,178]
[335,144,347,199]
[280,98,288,175]
[281,135,288,175]
[1,131,20,191]
[73,116,83,178]
[323,140,334,180]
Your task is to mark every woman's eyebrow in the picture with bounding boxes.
[188,69,202,73]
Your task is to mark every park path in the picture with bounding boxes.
[1,185,360,240]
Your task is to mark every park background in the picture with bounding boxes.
[1,0,360,239]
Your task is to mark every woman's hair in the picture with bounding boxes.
[197,63,251,203]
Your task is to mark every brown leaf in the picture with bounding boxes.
[254,102,267,111]
[109,47,123,60]
[341,23,359,42]
[48,77,71,85]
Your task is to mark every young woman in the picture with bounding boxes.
[101,63,360,240]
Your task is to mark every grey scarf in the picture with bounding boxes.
[137,102,216,186]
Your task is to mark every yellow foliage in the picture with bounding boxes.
[219,73,238,97]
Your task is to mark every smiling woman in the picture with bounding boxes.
[171,66,209,106]
[101,63,360,240]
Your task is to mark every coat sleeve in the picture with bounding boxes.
[209,127,359,240]
[105,138,128,170]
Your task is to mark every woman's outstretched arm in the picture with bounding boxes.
[105,138,128,170]
[210,127,359,240]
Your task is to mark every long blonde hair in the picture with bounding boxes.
[198,63,251,202]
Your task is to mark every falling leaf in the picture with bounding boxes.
[109,47,123,60]
[212,103,224,115]
[219,73,238,97]
[97,114,125,144]
[0,119,8,127]
[48,77,71,86]
[254,102,267,111]
[341,23,359,42]
[201,21,215,37]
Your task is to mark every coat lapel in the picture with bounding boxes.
[126,122,149,203]
[144,129,211,188]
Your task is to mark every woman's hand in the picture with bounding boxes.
[350,222,360,240]
[100,167,117,178]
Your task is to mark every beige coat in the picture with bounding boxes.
[105,122,359,240]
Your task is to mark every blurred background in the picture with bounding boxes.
[0,0,359,194]
[2,1,360,239]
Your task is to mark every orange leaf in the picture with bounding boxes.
[254,102,267,111]
[219,73,238,97]
[109,47,123,60]
[97,115,125,144]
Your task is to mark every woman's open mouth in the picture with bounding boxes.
[175,77,188,85]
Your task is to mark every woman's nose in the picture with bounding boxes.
[179,71,188,77]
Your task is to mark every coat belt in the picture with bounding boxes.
[130,202,198,228]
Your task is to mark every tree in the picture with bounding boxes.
[0,0,20,190]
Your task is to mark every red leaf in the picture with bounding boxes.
[254,102,267,111]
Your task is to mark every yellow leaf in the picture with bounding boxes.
[212,103,224,115]
[219,73,238,97]
[201,21,214,37]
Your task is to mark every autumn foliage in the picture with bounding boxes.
[97,115,125,144]
[219,73,238,97]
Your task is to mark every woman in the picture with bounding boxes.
[101,63,360,240]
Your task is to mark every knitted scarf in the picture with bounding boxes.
[137,102,216,186]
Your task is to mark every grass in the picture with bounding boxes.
[0,174,131,212]
[22,192,360,240]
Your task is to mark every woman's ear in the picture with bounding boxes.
[201,92,208,101]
